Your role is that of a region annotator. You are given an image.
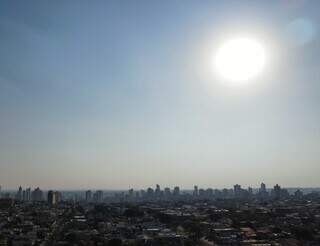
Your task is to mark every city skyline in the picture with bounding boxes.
[1,182,320,193]
[1,1,320,189]
[1,181,319,245]
[1,2,320,245]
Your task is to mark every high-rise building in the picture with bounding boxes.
[22,190,26,201]
[199,188,205,197]
[15,186,22,201]
[85,190,92,202]
[26,188,31,201]
[47,190,56,205]
[140,189,146,198]
[147,187,154,198]
[128,188,134,200]
[272,184,281,199]
[47,190,61,205]
[233,184,242,198]
[93,190,103,203]
[135,191,140,199]
[164,187,171,198]
[15,186,23,201]
[173,186,180,196]
[32,187,43,202]
[55,191,62,203]
[260,183,266,193]
[193,185,198,197]
[205,188,213,197]
[155,184,161,197]
[258,182,268,199]
[294,189,303,199]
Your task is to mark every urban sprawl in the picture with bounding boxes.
[0,183,319,245]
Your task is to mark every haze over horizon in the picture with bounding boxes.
[1,1,320,190]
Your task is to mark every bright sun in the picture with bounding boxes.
[215,37,266,84]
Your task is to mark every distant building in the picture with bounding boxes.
[234,184,242,198]
[26,188,31,201]
[140,189,146,198]
[199,188,205,197]
[273,184,281,199]
[22,190,26,201]
[155,184,161,197]
[248,187,253,195]
[173,186,180,196]
[93,190,103,203]
[206,188,213,197]
[260,183,266,193]
[47,190,56,205]
[15,186,23,201]
[147,187,154,198]
[222,188,230,198]
[258,182,268,199]
[164,187,171,198]
[48,190,61,205]
[193,185,198,197]
[135,191,140,199]
[85,190,92,202]
[128,188,134,200]
[20,187,31,201]
[31,187,43,202]
[294,189,303,199]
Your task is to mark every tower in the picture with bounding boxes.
[234,184,242,198]
[16,186,23,201]
[47,190,56,205]
[173,186,180,196]
[260,183,266,193]
[193,185,198,196]
[85,190,92,202]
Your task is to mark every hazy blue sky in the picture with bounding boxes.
[1,0,320,189]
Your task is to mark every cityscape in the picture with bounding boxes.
[1,183,317,205]
[0,183,319,245]
[1,1,320,245]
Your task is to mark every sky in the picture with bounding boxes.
[0,0,320,190]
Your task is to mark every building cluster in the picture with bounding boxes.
[82,183,296,203]
[85,190,104,203]
[0,183,311,206]
[47,190,62,205]
[0,187,63,206]
[0,183,319,245]
[11,186,44,202]
[0,183,308,205]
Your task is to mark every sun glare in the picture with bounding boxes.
[215,37,266,84]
